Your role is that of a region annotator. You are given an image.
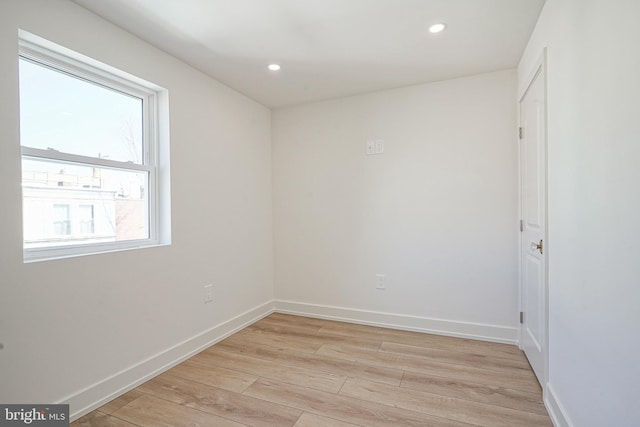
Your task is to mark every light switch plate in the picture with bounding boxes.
[375,140,384,154]
[366,140,375,155]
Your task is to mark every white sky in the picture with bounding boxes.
[19,58,143,167]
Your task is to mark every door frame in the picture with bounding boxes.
[518,48,549,389]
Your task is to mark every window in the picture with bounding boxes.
[52,204,70,236]
[79,205,95,235]
[19,32,170,261]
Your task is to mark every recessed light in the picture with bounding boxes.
[267,63,281,71]
[429,23,446,33]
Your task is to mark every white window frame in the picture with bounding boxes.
[19,33,169,262]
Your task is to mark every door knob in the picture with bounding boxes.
[531,240,543,254]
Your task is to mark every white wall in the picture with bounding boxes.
[0,0,273,418]
[273,70,519,342]
[519,1,640,425]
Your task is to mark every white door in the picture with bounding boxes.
[519,59,547,386]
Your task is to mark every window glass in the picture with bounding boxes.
[19,58,143,164]
[22,159,149,249]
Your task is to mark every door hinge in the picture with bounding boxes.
[520,311,524,324]
[519,127,524,139]
[519,220,524,232]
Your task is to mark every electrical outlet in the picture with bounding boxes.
[376,274,386,290]
[204,284,213,303]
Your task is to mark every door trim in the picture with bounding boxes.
[518,47,549,388]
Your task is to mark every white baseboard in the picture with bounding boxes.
[545,383,573,427]
[64,300,274,422]
[273,300,518,344]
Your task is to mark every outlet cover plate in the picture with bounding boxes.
[204,284,213,303]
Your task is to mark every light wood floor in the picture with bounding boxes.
[72,313,552,426]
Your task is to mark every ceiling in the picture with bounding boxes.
[72,0,545,108]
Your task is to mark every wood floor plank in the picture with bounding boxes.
[401,371,546,416]
[166,359,257,393]
[192,347,347,393]
[97,390,145,415]
[318,321,525,360]
[137,372,301,426]
[248,321,382,352]
[244,378,474,427]
[339,378,552,427]
[262,313,327,330]
[380,341,531,373]
[112,394,246,427]
[215,339,404,386]
[294,412,361,427]
[72,411,139,427]
[224,328,322,353]
[317,344,540,393]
